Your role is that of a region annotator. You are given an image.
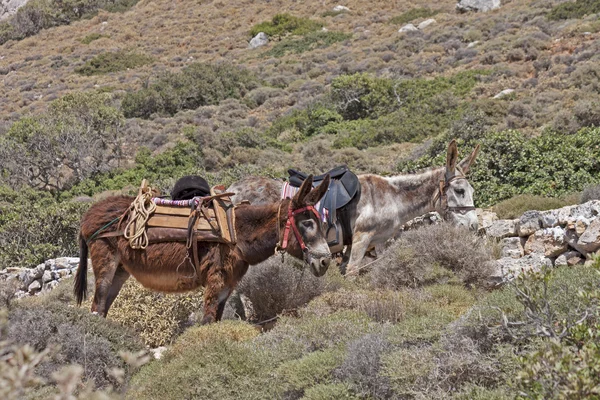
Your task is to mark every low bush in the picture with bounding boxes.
[389,7,439,25]
[236,256,329,322]
[108,280,205,347]
[265,31,351,57]
[7,280,144,390]
[371,223,495,289]
[250,13,323,38]
[493,193,580,219]
[330,73,397,120]
[0,0,138,45]
[75,50,152,75]
[121,62,260,118]
[581,183,600,203]
[80,33,108,44]
[547,0,600,20]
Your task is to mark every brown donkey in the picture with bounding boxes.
[74,175,332,324]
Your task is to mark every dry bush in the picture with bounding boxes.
[237,256,329,322]
[334,333,392,399]
[371,223,495,289]
[581,183,600,203]
[108,280,205,347]
[493,193,579,219]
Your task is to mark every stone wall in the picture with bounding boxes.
[485,200,600,281]
[0,257,79,297]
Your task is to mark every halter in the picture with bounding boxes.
[276,202,329,260]
[433,166,476,215]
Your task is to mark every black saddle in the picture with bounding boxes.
[288,166,360,247]
[171,175,211,200]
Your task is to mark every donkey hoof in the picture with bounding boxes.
[91,311,99,316]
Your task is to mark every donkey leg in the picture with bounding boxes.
[339,244,352,275]
[201,271,230,325]
[103,265,130,316]
[345,231,374,277]
[89,241,119,316]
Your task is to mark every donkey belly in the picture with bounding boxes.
[119,241,205,293]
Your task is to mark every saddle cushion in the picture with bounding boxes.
[171,175,211,200]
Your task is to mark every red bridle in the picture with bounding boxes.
[279,205,321,251]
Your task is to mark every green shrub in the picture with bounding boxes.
[250,13,323,38]
[493,194,580,219]
[330,73,397,120]
[0,186,88,269]
[302,383,359,400]
[108,280,205,347]
[0,0,138,45]
[75,50,152,75]
[389,7,440,25]
[275,348,345,394]
[121,63,260,118]
[547,0,600,20]
[267,103,343,140]
[401,127,600,207]
[265,31,351,57]
[80,32,108,44]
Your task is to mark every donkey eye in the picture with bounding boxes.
[301,220,314,229]
[455,188,465,195]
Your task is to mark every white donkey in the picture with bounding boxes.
[228,140,480,276]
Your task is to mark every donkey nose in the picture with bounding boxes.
[320,258,331,269]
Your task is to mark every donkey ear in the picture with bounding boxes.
[446,139,459,175]
[292,175,314,207]
[458,143,480,174]
[305,174,330,206]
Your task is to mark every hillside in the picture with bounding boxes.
[2,0,600,398]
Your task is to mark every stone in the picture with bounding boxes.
[500,237,524,259]
[540,209,559,228]
[248,32,268,49]
[575,217,591,236]
[555,251,584,267]
[28,280,41,293]
[42,270,52,283]
[467,41,480,48]
[524,227,568,257]
[399,24,418,33]
[491,253,551,282]
[565,229,589,257]
[486,219,519,239]
[333,5,350,11]
[493,89,515,99]
[54,258,72,270]
[43,280,60,292]
[0,0,28,21]
[417,19,436,30]
[518,210,542,236]
[577,218,600,252]
[402,211,443,231]
[456,0,501,13]
[477,209,498,229]
[150,346,168,360]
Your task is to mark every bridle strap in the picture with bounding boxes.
[279,205,321,251]
[433,167,475,213]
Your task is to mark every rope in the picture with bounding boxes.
[123,182,157,249]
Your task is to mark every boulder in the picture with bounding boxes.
[0,0,28,21]
[491,253,552,282]
[456,0,501,13]
[417,19,436,30]
[518,210,542,236]
[477,209,498,229]
[399,24,418,33]
[540,209,559,228]
[43,280,60,292]
[28,280,42,293]
[577,218,600,253]
[42,270,52,283]
[524,227,568,257]
[493,89,514,99]
[500,237,524,259]
[555,251,584,267]
[486,219,518,239]
[333,5,350,11]
[248,32,269,49]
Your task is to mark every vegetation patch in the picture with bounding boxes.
[265,31,351,57]
[250,13,323,38]
[0,0,138,45]
[389,7,440,25]
[493,193,580,219]
[75,50,152,75]
[121,62,260,118]
[80,33,109,44]
[547,0,600,20]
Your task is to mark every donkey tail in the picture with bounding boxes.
[74,234,88,306]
